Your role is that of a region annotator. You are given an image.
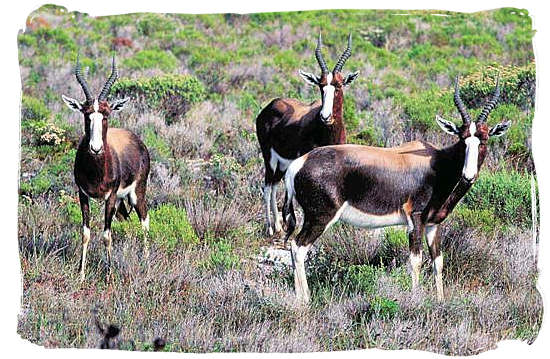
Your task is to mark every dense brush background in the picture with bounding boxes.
[17,5,540,354]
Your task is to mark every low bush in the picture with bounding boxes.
[112,74,206,120]
[112,204,198,251]
[123,49,178,72]
[463,169,533,227]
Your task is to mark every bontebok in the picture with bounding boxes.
[283,76,510,303]
[256,33,359,236]
[62,54,151,281]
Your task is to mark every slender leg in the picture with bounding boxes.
[408,213,424,290]
[271,183,283,233]
[131,184,149,257]
[103,194,117,277]
[263,183,273,236]
[290,217,327,304]
[79,189,91,282]
[426,224,444,301]
[290,239,311,304]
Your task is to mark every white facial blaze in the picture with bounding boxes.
[320,73,335,120]
[463,122,480,180]
[89,100,104,153]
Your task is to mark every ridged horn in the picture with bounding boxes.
[75,53,93,104]
[333,33,352,73]
[454,76,471,125]
[315,32,329,74]
[98,54,118,101]
[477,75,501,123]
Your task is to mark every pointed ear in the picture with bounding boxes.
[298,70,320,86]
[435,115,460,135]
[110,98,130,112]
[489,121,511,137]
[343,71,359,86]
[62,95,83,112]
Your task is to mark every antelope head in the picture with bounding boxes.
[435,76,511,183]
[62,54,129,155]
[299,33,359,125]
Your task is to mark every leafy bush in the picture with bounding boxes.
[143,126,172,162]
[344,264,384,294]
[451,206,501,235]
[123,49,178,72]
[397,88,454,131]
[19,149,75,196]
[112,204,198,251]
[21,95,50,126]
[200,238,240,271]
[459,63,535,109]
[369,296,400,320]
[112,74,206,119]
[343,96,360,133]
[463,170,533,226]
[136,14,176,37]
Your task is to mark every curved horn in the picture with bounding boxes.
[315,32,329,74]
[333,33,352,73]
[98,54,118,101]
[454,76,471,125]
[75,53,93,104]
[477,75,501,123]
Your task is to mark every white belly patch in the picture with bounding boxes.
[116,181,137,199]
[270,148,293,172]
[338,201,407,229]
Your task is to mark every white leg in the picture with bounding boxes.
[410,250,422,290]
[80,226,91,282]
[263,185,273,236]
[103,229,113,274]
[290,240,311,304]
[271,183,283,233]
[141,214,150,257]
[426,224,444,300]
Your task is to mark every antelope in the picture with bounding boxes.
[62,55,150,281]
[256,33,359,236]
[283,77,510,303]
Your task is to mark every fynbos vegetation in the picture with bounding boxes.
[18,5,539,354]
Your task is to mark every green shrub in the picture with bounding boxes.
[381,228,408,260]
[123,49,178,72]
[19,149,75,197]
[343,96,360,133]
[451,206,501,235]
[493,8,531,26]
[463,170,533,226]
[344,264,383,294]
[397,88,454,131]
[143,126,172,162]
[21,95,50,126]
[459,63,535,109]
[369,296,400,320]
[136,14,176,37]
[200,238,240,271]
[273,50,300,71]
[112,74,206,116]
[112,204,198,251]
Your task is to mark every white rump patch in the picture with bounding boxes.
[463,122,480,180]
[117,181,137,200]
[284,154,307,207]
[320,73,335,120]
[270,148,293,172]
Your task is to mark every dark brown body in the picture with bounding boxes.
[75,128,150,202]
